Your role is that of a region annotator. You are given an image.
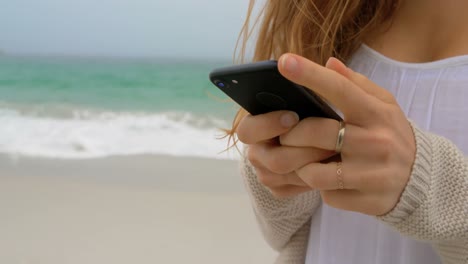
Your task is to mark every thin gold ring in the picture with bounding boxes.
[336,162,344,190]
[335,121,345,153]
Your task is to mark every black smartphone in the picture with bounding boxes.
[209,60,342,121]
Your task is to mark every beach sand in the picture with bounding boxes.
[0,154,276,263]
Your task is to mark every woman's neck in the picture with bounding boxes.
[366,1,468,63]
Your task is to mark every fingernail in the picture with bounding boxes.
[280,112,299,128]
[281,55,298,73]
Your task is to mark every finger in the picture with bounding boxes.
[248,142,335,174]
[325,57,396,104]
[269,185,314,199]
[236,111,299,144]
[255,166,308,187]
[320,189,366,212]
[282,117,382,157]
[320,190,390,216]
[297,161,388,191]
[296,162,353,190]
[279,117,343,151]
[278,53,376,122]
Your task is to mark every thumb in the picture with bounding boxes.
[325,57,396,104]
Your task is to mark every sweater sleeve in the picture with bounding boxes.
[240,146,321,263]
[379,123,468,264]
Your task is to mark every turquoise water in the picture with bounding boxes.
[0,55,240,159]
[0,55,234,117]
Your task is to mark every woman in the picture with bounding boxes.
[230,1,468,263]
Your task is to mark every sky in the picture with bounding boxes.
[0,0,251,59]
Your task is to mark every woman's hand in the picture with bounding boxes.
[278,54,416,216]
[236,111,336,198]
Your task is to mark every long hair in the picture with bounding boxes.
[225,0,400,146]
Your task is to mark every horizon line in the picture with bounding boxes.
[0,51,235,62]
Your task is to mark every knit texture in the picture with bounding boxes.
[240,122,468,264]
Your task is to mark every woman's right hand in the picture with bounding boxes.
[236,110,336,198]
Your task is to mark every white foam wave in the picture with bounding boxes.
[0,109,241,160]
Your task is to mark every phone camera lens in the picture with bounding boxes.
[215,80,227,89]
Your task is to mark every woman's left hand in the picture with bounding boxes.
[278,54,416,216]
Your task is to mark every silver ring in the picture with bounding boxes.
[335,121,345,153]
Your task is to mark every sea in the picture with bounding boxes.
[0,55,241,160]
